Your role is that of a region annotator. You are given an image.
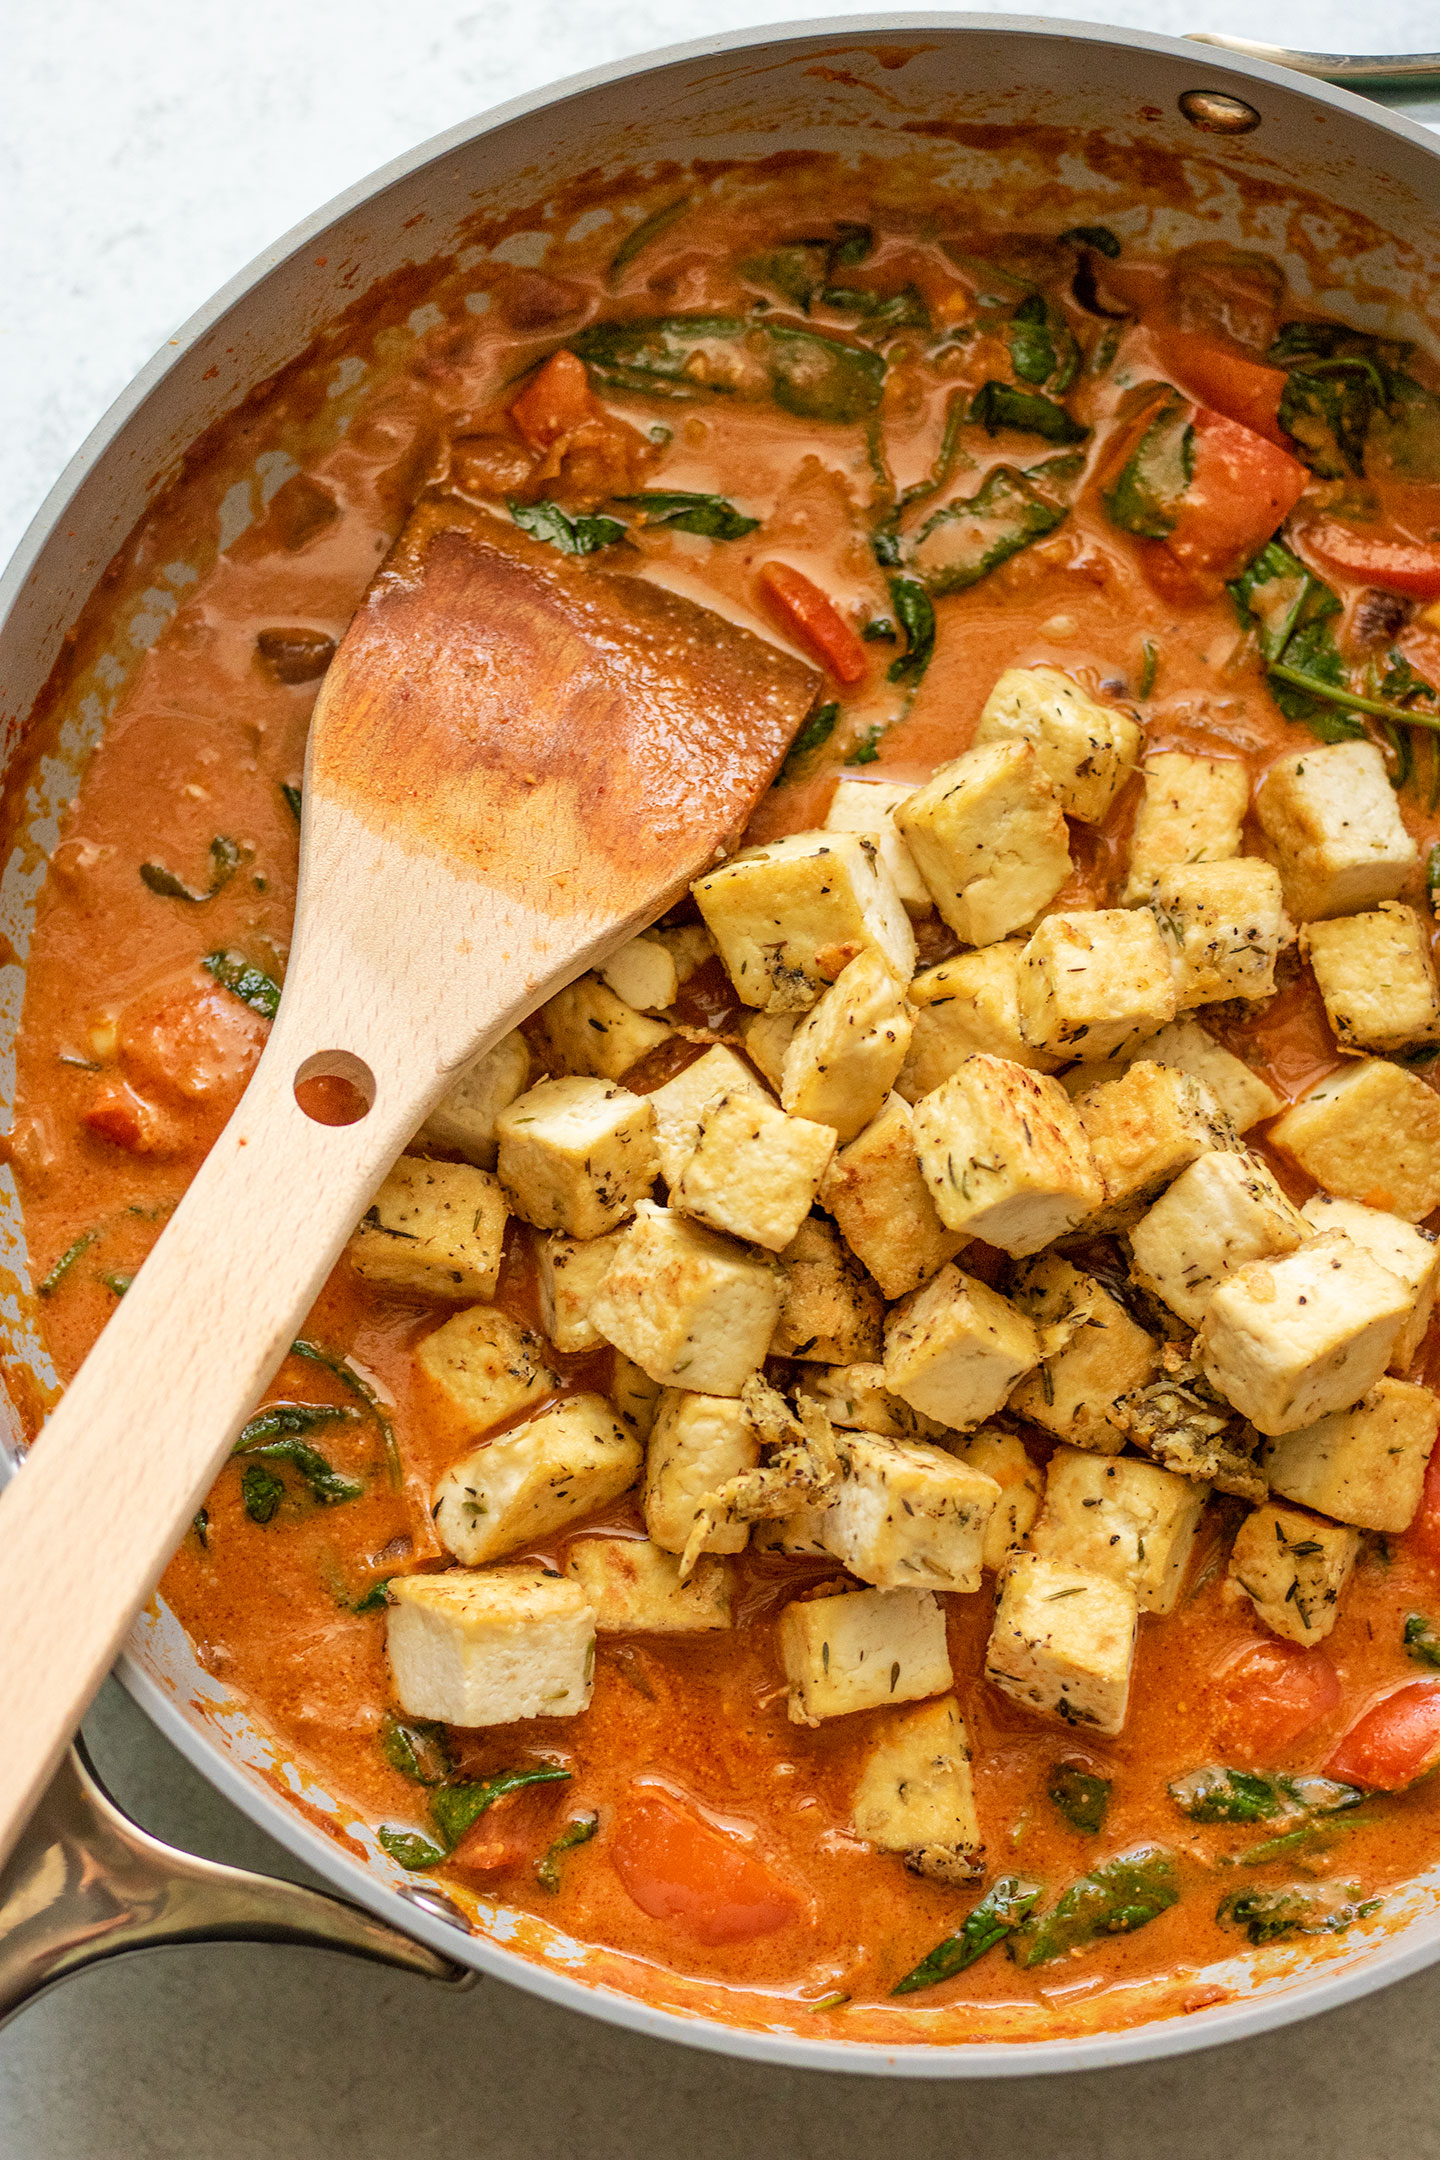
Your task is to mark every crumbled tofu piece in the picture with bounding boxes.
[851,1698,983,1882]
[431,1393,641,1565]
[1129,1149,1310,1329]
[821,1092,966,1299]
[1121,751,1249,904]
[779,1586,953,1725]
[416,1306,558,1435]
[600,923,714,1013]
[780,949,913,1143]
[985,1551,1138,1736]
[795,1362,945,1442]
[897,942,1061,1104]
[824,776,932,914]
[950,1428,1045,1571]
[418,1031,531,1167]
[821,1433,1001,1593]
[771,1216,885,1363]
[1029,1446,1208,1615]
[1151,860,1287,1008]
[974,665,1142,824]
[1257,740,1419,921]
[1018,908,1178,1062]
[1009,1255,1159,1454]
[1269,1060,1440,1221]
[1226,1502,1359,1647]
[644,1389,760,1554]
[894,740,1072,946]
[674,1091,836,1253]
[1075,1059,1235,1230]
[1114,1354,1267,1502]
[884,1264,1039,1429]
[566,1534,733,1631]
[611,1353,661,1438]
[349,1155,507,1301]
[533,972,673,1079]
[1127,1018,1282,1133]
[496,1077,658,1239]
[911,1054,1103,1254]
[1301,1194,1440,1371]
[693,830,915,1013]
[386,1566,594,1725]
[589,1202,781,1396]
[1303,904,1440,1054]
[1261,1377,1439,1533]
[646,1045,771,1190]
[537,1229,626,1353]
[1198,1231,1413,1435]
[741,1010,799,1091]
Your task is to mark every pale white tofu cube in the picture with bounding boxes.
[1018,908,1177,1062]
[1121,750,1248,904]
[1009,1254,1159,1454]
[349,1155,507,1301]
[600,923,714,1013]
[566,1534,733,1631]
[431,1393,642,1565]
[496,1076,658,1240]
[416,1306,558,1435]
[1257,740,1419,922]
[1075,1058,1236,1230]
[1126,1018,1281,1133]
[589,1202,781,1396]
[1271,1060,1440,1222]
[741,1010,799,1091]
[675,1092,836,1253]
[643,1389,760,1554]
[611,1353,661,1439]
[1261,1377,1438,1533]
[884,1263,1039,1429]
[693,830,915,1013]
[646,1044,772,1191]
[973,664,1142,824]
[1198,1231,1414,1435]
[824,776,932,914]
[1303,904,1440,1054]
[950,1428,1045,1571]
[418,1031,531,1167]
[779,1586,953,1725]
[537,1229,626,1353]
[820,1092,966,1299]
[780,949,913,1143]
[985,1551,1138,1736]
[897,941,1061,1102]
[821,1433,1002,1593]
[851,1698,983,1882]
[1129,1149,1309,1329]
[386,1566,594,1725]
[1301,1193,1440,1371]
[911,1053,1103,1254]
[534,972,673,1079]
[795,1362,945,1443]
[1226,1502,1359,1647]
[894,740,1071,946]
[1029,1445,1207,1615]
[1151,860,1287,1008]
[771,1216,885,1363]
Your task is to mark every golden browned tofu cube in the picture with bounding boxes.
[974,665,1142,825]
[565,1535,733,1631]
[1122,751,1249,904]
[589,1203,782,1397]
[796,1361,945,1442]
[1129,1149,1309,1329]
[741,1010,800,1091]
[1126,1018,1281,1133]
[1150,859,1287,1008]
[1303,904,1440,1054]
[950,1428,1045,1572]
[386,1567,594,1726]
[416,1306,558,1436]
[779,1586,953,1725]
[1257,741,1418,921]
[430,1394,642,1565]
[1029,1445,1208,1614]
[894,740,1071,946]
[821,1092,966,1300]
[771,1216,885,1363]
[534,972,673,1079]
[1269,1059,1440,1221]
[1009,1254,1159,1454]
[897,941,1061,1101]
[675,1092,837,1254]
[1018,908,1177,1062]
[1261,1377,1439,1533]
[496,1077,658,1239]
[780,949,913,1143]
[537,1228,626,1353]
[884,1264,1039,1429]
[850,1697,983,1882]
[646,1045,772,1190]
[1074,1058,1235,1230]
[1301,1193,1440,1371]
[693,830,915,1013]
[350,1155,507,1301]
[911,1053,1103,1255]
[419,1030,531,1167]
[643,1389,760,1555]
[821,1433,1001,1593]
[824,776,932,914]
[1226,1501,1359,1647]
[599,923,714,1013]
[985,1552,1138,1736]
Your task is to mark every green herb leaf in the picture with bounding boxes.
[290,1337,403,1490]
[509,499,627,556]
[740,245,828,311]
[202,949,282,1019]
[377,1826,448,1870]
[609,197,690,281]
[850,723,885,766]
[820,284,931,335]
[886,577,936,685]
[969,380,1088,445]
[1009,1845,1180,1967]
[1217,1880,1380,1945]
[37,1229,99,1297]
[381,1715,455,1787]
[1279,358,1386,479]
[280,782,303,825]
[1059,224,1122,259]
[1102,387,1194,538]
[351,1577,393,1615]
[892,1875,1044,1994]
[140,835,246,904]
[1007,292,1079,392]
[909,464,1068,595]
[861,617,897,643]
[766,327,887,425]
[1405,1612,1440,1668]
[777,701,839,784]
[240,1461,286,1525]
[1229,538,1340,664]
[429,1765,571,1850]
[535,1811,600,1891]
[1269,656,1440,739]
[614,490,759,539]
[233,1427,365,1508]
[572,315,885,424]
[236,1401,362,1450]
[1168,1766,1284,1824]
[1047,1762,1112,1834]
[192,1507,209,1549]
[1138,641,1158,699]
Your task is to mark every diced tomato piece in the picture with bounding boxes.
[82,1078,181,1156]
[1406,1439,1440,1567]
[608,1788,801,1945]
[1215,1637,1343,1763]
[1295,515,1440,601]
[1152,327,1289,446]
[509,350,597,452]
[757,562,867,686]
[1163,410,1310,585]
[448,1786,558,1877]
[1327,1681,1440,1791]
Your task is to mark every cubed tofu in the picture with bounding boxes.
[643,1389,760,1555]
[1300,1193,1440,1371]
[386,1566,594,1725]
[349,1155,507,1301]
[1018,908,1178,1062]
[1261,1377,1439,1533]
[1126,1018,1282,1133]
[985,1551,1138,1736]
[589,1202,781,1396]
[1226,1501,1359,1647]
[1151,860,1287,1009]
[821,1092,966,1299]
[771,1216,885,1363]
[824,776,932,915]
[431,1393,642,1565]
[1009,1255,1160,1454]
[1029,1446,1207,1615]
[795,1361,945,1442]
[897,942,1060,1101]
[533,972,673,1079]
[780,949,913,1143]
[693,830,915,1013]
[418,1030,531,1167]
[1121,751,1249,904]
[537,1229,626,1353]
[973,665,1142,824]
[496,1077,658,1240]
[646,1045,772,1191]
[741,1010,799,1091]
[416,1306,558,1435]
[894,740,1072,946]
[1198,1231,1413,1435]
[1075,1059,1235,1230]
[566,1534,733,1631]
[1257,740,1419,921]
[1269,1060,1440,1221]
[850,1698,983,1881]
[950,1428,1045,1571]
[779,1586,953,1725]
[884,1263,1039,1429]
[611,1353,661,1439]
[600,923,714,1013]
[674,1092,836,1254]
[911,1054,1103,1254]
[1303,903,1440,1054]
[821,1433,1002,1593]
[1129,1149,1310,1329]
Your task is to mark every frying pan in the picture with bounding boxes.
[4,11,1440,2075]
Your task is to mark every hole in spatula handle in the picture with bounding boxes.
[294,1051,375,1127]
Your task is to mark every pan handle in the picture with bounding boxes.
[0,1742,474,2026]
[1186,33,1440,88]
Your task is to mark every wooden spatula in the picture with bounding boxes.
[0,495,819,1866]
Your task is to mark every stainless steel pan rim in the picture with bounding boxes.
[6,9,1440,2076]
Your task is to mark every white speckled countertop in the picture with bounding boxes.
[5,7,1440,2154]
